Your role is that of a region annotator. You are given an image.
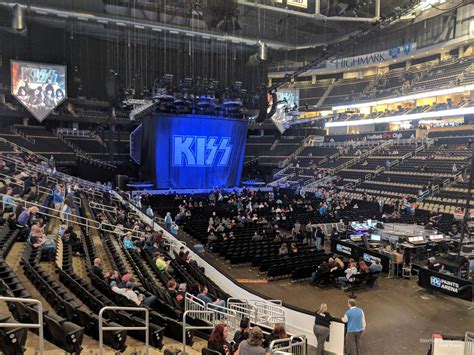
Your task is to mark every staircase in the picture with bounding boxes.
[316,79,336,108]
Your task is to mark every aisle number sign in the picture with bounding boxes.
[287,0,308,9]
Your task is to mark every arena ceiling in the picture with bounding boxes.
[0,0,414,49]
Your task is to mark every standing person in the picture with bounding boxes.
[53,184,64,210]
[315,227,325,251]
[164,212,173,231]
[314,304,341,355]
[342,299,366,355]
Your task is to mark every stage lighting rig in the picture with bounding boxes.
[194,0,242,33]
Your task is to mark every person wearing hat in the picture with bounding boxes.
[118,273,133,288]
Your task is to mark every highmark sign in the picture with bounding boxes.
[325,43,416,70]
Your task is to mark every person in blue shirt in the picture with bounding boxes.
[319,204,327,216]
[164,212,172,230]
[2,187,16,212]
[123,233,138,251]
[170,222,179,236]
[53,184,64,210]
[196,286,225,309]
[341,299,366,355]
[146,205,154,218]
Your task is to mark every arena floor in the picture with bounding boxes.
[198,245,474,355]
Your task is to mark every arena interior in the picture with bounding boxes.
[0,0,473,354]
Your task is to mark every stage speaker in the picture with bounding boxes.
[105,71,119,106]
[115,175,128,190]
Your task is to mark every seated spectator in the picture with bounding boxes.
[208,324,231,355]
[104,270,121,285]
[167,279,179,298]
[252,231,263,241]
[123,233,139,251]
[290,243,298,254]
[233,318,250,348]
[111,281,156,307]
[197,286,225,308]
[369,259,383,273]
[358,260,369,273]
[311,261,329,284]
[91,257,104,279]
[235,326,266,355]
[177,283,187,302]
[144,232,159,253]
[62,226,82,256]
[266,323,289,346]
[337,259,358,290]
[278,243,288,255]
[154,252,174,276]
[2,187,16,212]
[7,212,18,230]
[118,273,133,288]
[17,206,39,227]
[29,224,56,260]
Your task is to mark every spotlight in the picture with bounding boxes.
[11,4,26,32]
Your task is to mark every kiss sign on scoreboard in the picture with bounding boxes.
[11,60,67,122]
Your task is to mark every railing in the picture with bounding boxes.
[182,310,215,355]
[0,172,25,189]
[0,296,44,355]
[0,137,47,161]
[8,194,144,238]
[269,335,307,355]
[37,185,82,207]
[89,200,117,214]
[465,332,474,355]
[227,298,285,329]
[184,293,239,334]
[98,306,149,355]
[56,128,92,137]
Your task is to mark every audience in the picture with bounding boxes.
[208,324,231,355]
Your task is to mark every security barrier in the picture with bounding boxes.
[269,335,307,355]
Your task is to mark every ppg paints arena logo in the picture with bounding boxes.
[430,276,459,293]
[336,244,352,255]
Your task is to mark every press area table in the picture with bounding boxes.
[330,238,390,272]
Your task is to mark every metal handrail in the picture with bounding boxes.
[269,335,307,355]
[7,194,144,238]
[0,172,25,189]
[0,296,44,355]
[89,200,117,214]
[182,310,215,355]
[0,137,47,161]
[98,306,149,355]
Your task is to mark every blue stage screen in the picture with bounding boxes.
[143,115,247,189]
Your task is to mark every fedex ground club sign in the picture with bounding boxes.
[325,43,416,70]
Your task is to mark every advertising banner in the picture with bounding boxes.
[141,115,248,189]
[325,43,416,70]
[418,268,472,301]
[11,60,67,122]
[331,238,390,272]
